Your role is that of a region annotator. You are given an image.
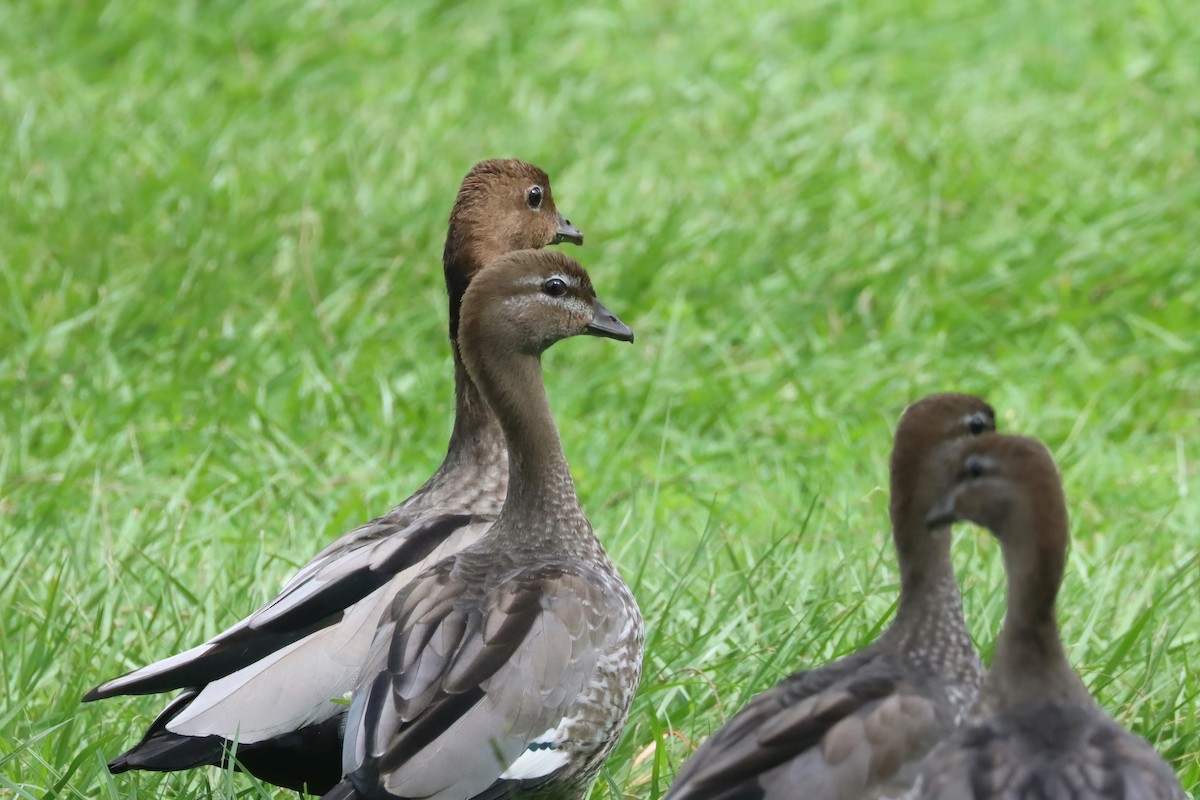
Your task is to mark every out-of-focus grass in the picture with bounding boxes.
[1,0,1196,797]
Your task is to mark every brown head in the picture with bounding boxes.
[443,160,583,340]
[459,250,632,368]
[889,393,997,541]
[457,251,632,496]
[925,434,1069,601]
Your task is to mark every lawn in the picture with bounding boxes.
[1,0,1197,797]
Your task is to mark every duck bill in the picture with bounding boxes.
[585,298,634,342]
[924,494,959,530]
[552,213,584,246]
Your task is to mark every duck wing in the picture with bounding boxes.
[914,705,1186,800]
[84,508,488,701]
[667,653,959,800]
[335,555,632,800]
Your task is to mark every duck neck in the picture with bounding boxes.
[467,346,587,547]
[893,524,963,626]
[437,249,506,483]
[884,517,974,675]
[440,341,506,474]
[887,456,969,638]
[986,515,1093,710]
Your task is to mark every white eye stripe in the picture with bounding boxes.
[502,291,588,312]
[516,274,578,290]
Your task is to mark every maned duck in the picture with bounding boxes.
[665,393,995,800]
[911,433,1186,800]
[85,160,583,794]
[324,250,643,800]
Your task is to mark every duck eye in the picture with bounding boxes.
[967,412,993,435]
[966,456,986,478]
[526,185,544,209]
[542,277,568,297]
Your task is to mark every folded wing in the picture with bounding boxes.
[339,557,625,800]
[667,654,956,800]
[85,509,487,701]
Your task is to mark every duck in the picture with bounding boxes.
[664,393,996,800]
[84,160,585,795]
[911,433,1186,800]
[323,249,643,800]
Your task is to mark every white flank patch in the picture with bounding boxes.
[499,728,569,780]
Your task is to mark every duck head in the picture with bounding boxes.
[459,250,632,362]
[924,434,1068,556]
[444,159,582,338]
[889,393,997,539]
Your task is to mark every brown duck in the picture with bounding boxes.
[84,160,584,794]
[912,433,1186,800]
[323,250,643,800]
[665,393,995,800]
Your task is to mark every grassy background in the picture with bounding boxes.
[2,0,1197,796]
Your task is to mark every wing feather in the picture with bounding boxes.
[85,510,485,701]
[915,704,1187,800]
[667,656,957,800]
[342,558,625,800]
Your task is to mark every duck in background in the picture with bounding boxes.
[665,393,995,800]
[325,250,643,800]
[911,433,1186,800]
[85,160,584,795]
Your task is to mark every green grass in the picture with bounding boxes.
[2,0,1198,796]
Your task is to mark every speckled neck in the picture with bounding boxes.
[440,344,507,474]
[433,244,507,497]
[884,524,979,679]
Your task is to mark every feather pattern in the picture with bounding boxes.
[912,703,1186,800]
[335,540,643,799]
[909,435,1186,800]
[665,394,997,800]
[87,509,490,701]
[98,509,496,792]
[666,646,977,800]
[87,159,580,795]
[327,251,644,800]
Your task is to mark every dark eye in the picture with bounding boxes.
[542,277,568,297]
[967,412,993,435]
[526,185,544,209]
[966,456,986,478]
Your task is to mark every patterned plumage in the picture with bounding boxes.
[325,250,643,800]
[665,393,995,800]
[84,160,583,794]
[911,434,1186,800]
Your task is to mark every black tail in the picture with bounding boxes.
[108,731,226,774]
[105,692,343,794]
[106,691,222,773]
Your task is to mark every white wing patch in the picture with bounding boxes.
[499,728,570,780]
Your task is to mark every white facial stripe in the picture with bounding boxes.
[515,273,579,290]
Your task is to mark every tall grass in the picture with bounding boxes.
[2,0,1197,796]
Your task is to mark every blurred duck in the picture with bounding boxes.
[324,250,643,800]
[911,434,1186,800]
[665,393,995,800]
[85,160,584,794]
